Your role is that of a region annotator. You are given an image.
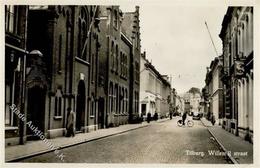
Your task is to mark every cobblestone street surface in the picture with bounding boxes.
[20,118,228,163]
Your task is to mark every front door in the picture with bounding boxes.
[76,81,85,131]
[98,98,105,129]
[27,86,46,140]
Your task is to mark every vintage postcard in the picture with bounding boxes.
[1,0,259,167]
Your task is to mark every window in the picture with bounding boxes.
[116,45,119,73]
[141,104,146,116]
[122,87,125,114]
[5,85,11,125]
[135,61,140,82]
[113,10,118,29]
[134,91,139,113]
[111,41,114,71]
[90,95,95,116]
[109,83,114,113]
[58,35,62,72]
[125,55,127,78]
[120,53,123,76]
[55,89,63,116]
[78,7,89,60]
[5,5,17,34]
[136,92,139,113]
[120,53,128,79]
[120,52,123,75]
[118,86,121,114]
[114,85,118,114]
[125,90,127,114]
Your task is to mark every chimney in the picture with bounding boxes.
[135,6,140,12]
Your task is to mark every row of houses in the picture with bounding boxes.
[202,7,253,143]
[5,5,141,146]
[139,52,173,119]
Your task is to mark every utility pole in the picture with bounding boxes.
[205,21,219,57]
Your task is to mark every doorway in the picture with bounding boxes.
[26,86,46,140]
[98,98,105,129]
[76,81,86,131]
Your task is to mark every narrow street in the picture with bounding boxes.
[4,4,255,166]
[21,119,228,163]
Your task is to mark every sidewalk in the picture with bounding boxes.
[200,117,253,164]
[5,118,169,162]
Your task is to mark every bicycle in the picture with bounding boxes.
[177,119,194,127]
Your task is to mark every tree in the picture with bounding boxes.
[188,87,201,95]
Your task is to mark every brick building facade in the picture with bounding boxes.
[5,5,141,146]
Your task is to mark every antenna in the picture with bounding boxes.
[205,21,219,57]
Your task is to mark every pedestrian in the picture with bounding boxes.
[182,111,188,126]
[211,115,216,126]
[147,112,151,123]
[154,112,158,121]
[169,111,173,120]
[66,107,76,137]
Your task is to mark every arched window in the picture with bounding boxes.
[113,10,118,29]
[116,45,119,73]
[120,52,123,75]
[114,84,118,114]
[241,22,247,56]
[122,87,124,114]
[125,89,128,113]
[78,7,89,60]
[111,41,114,71]
[245,12,253,55]
[55,89,63,116]
[109,83,113,113]
[90,94,95,116]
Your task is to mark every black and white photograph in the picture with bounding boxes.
[1,0,259,167]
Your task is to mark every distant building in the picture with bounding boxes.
[204,56,224,125]
[175,95,184,114]
[182,90,201,114]
[98,6,141,127]
[139,52,171,119]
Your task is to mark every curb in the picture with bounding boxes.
[6,124,149,162]
[157,118,170,123]
[200,119,239,164]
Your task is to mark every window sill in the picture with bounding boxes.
[54,116,62,120]
[5,126,19,131]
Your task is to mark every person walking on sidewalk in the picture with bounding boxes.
[66,107,76,137]
[147,112,151,123]
[154,112,158,121]
[211,114,216,126]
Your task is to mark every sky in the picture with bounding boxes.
[121,3,228,94]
